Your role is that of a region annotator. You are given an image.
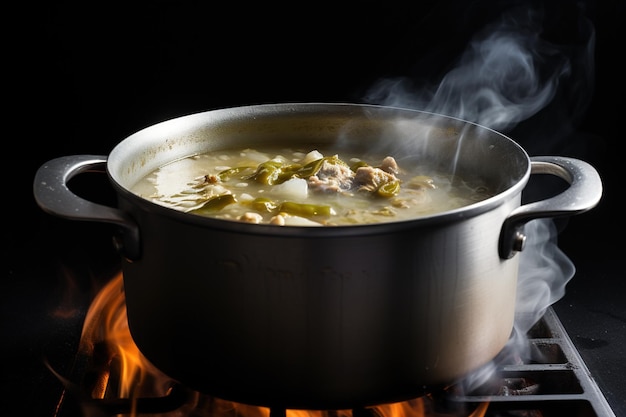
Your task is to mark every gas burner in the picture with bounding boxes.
[52,307,615,417]
[446,308,616,416]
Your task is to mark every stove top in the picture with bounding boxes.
[451,307,616,417]
[49,304,617,417]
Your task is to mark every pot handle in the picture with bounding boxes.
[499,156,602,259]
[33,155,141,260]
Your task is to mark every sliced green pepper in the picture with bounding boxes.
[249,197,280,213]
[245,155,351,186]
[376,180,401,198]
[190,194,236,214]
[274,158,324,183]
[245,160,285,185]
[274,163,307,184]
[218,166,256,181]
[279,201,334,218]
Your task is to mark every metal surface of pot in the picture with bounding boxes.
[33,103,602,410]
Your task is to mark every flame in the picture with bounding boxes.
[68,271,489,417]
[373,399,488,417]
[79,272,140,398]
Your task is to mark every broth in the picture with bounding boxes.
[130,147,493,226]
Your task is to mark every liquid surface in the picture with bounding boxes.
[131,147,493,226]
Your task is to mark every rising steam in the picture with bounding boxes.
[364,5,594,133]
[364,3,595,392]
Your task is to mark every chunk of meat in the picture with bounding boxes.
[379,156,399,175]
[307,156,400,195]
[307,159,355,193]
[353,166,398,192]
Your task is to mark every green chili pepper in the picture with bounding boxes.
[290,155,350,181]
[245,160,285,185]
[218,166,255,181]
[376,180,401,198]
[295,157,326,177]
[275,157,326,183]
[249,197,280,213]
[237,154,353,188]
[190,194,236,213]
[275,163,306,183]
[245,155,351,186]
[279,201,334,218]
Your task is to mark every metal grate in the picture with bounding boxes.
[449,307,616,417]
[56,308,617,417]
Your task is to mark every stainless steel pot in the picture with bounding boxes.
[34,103,602,410]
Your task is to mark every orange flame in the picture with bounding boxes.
[73,272,488,417]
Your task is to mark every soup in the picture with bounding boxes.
[130,147,493,226]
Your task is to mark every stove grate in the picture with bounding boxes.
[449,308,616,417]
[55,307,616,417]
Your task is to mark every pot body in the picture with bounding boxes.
[107,104,529,409]
[121,196,520,409]
[34,103,602,410]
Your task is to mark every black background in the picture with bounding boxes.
[3,1,625,416]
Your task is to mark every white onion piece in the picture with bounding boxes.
[283,215,323,226]
[269,178,308,200]
[301,150,324,165]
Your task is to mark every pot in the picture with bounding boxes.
[34,103,602,410]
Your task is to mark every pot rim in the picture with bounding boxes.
[107,102,532,236]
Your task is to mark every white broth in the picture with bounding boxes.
[130,147,493,226]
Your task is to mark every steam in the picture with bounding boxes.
[364,6,586,132]
[516,219,576,332]
[364,3,595,393]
